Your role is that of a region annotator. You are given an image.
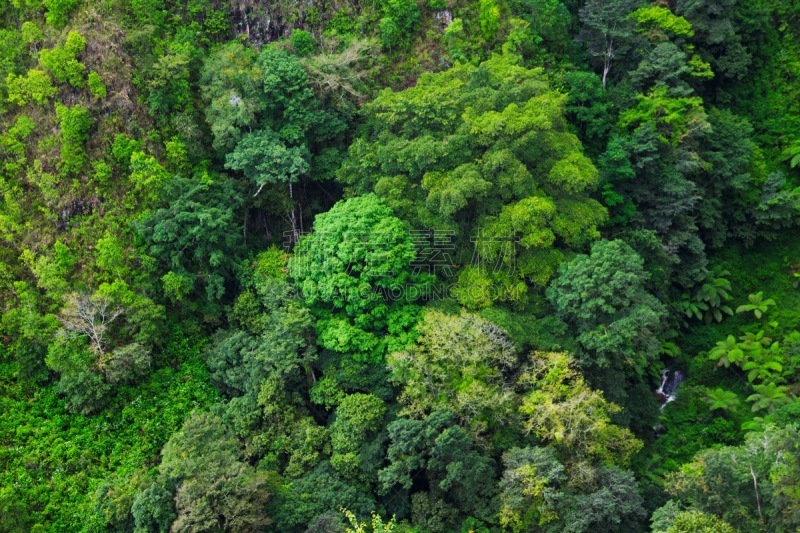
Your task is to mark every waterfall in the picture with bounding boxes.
[656,369,669,396]
[655,369,685,409]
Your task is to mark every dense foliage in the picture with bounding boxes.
[1,0,800,531]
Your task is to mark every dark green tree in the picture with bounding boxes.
[137,175,245,305]
[546,240,667,376]
[578,0,643,88]
[498,446,566,531]
[379,410,499,526]
[131,483,176,533]
[665,424,800,532]
[271,461,376,531]
[675,0,751,80]
[555,467,645,533]
[158,411,273,532]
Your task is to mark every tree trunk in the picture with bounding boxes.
[602,37,613,90]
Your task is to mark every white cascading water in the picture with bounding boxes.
[656,369,685,409]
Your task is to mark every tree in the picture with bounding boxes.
[57,292,124,356]
[578,0,643,88]
[258,48,344,141]
[602,85,713,287]
[272,461,376,531]
[210,46,347,235]
[0,281,59,382]
[379,410,499,524]
[339,51,606,307]
[200,41,263,154]
[224,129,308,198]
[479,0,500,41]
[43,0,80,27]
[205,312,313,398]
[300,38,378,112]
[630,42,694,96]
[387,309,517,439]
[564,71,614,156]
[87,71,106,98]
[144,46,192,116]
[329,393,386,477]
[546,239,666,375]
[127,150,170,205]
[289,194,426,361]
[675,0,751,80]
[20,22,43,47]
[377,0,420,50]
[136,176,245,305]
[219,376,329,476]
[38,31,86,88]
[6,69,57,106]
[290,30,316,56]
[709,334,744,369]
[205,248,319,469]
[555,467,645,533]
[46,281,163,412]
[102,342,151,384]
[693,109,762,248]
[498,446,566,531]
[631,5,694,42]
[518,351,643,470]
[665,424,800,532]
[131,483,176,533]
[54,367,110,414]
[55,103,91,175]
[158,411,273,532]
[628,5,712,93]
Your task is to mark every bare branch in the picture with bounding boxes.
[59,292,124,355]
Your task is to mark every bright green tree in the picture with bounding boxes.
[44,0,80,27]
[6,69,57,106]
[39,31,86,88]
[290,194,427,361]
[340,51,606,307]
[518,351,643,469]
[388,309,517,439]
[87,71,107,98]
[55,103,91,175]
[20,22,43,46]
